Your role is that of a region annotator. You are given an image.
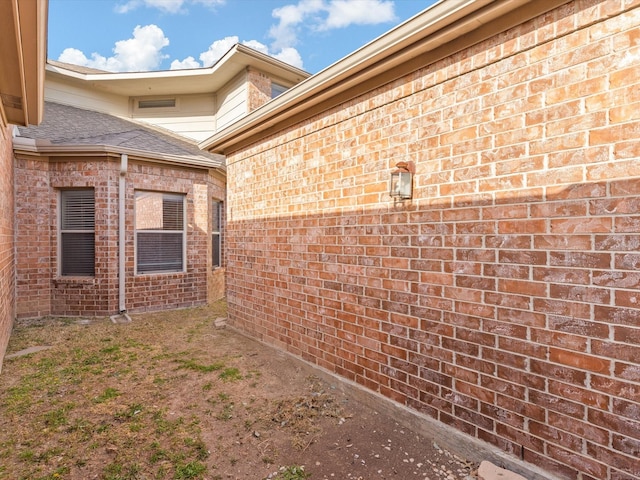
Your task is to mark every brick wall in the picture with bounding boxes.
[14,155,223,317]
[125,162,211,312]
[224,2,640,479]
[0,125,15,372]
[14,156,51,317]
[246,67,272,112]
[50,158,120,315]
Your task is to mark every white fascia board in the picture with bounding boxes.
[46,44,310,97]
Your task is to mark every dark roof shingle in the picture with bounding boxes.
[18,102,225,168]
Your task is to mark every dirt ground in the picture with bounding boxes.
[0,302,478,480]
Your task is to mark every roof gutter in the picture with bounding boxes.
[200,0,570,154]
[12,135,226,171]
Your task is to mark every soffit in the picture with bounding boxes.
[46,44,310,97]
[0,0,47,126]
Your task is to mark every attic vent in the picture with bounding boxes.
[138,98,176,109]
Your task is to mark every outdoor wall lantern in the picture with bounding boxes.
[389,161,414,201]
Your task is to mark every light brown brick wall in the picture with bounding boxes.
[224,2,640,479]
[246,68,272,112]
[14,156,223,317]
[0,125,16,372]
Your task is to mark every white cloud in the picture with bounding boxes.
[322,0,396,30]
[115,0,224,14]
[273,47,304,68]
[58,25,169,72]
[242,40,270,56]
[198,36,239,67]
[269,0,396,50]
[170,35,304,71]
[170,56,201,70]
[57,48,92,67]
[270,0,324,51]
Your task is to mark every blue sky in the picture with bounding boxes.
[47,0,435,74]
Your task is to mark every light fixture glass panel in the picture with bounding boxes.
[390,171,412,199]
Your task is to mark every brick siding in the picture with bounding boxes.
[224,2,640,479]
[246,67,273,112]
[14,155,224,317]
[0,125,15,372]
[14,156,51,317]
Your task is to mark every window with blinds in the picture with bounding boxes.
[135,191,185,274]
[60,189,95,276]
[212,200,223,268]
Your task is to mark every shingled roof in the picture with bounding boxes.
[17,102,225,169]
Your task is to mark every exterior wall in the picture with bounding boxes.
[246,67,272,111]
[45,77,129,117]
[15,155,222,317]
[216,72,248,131]
[14,156,52,317]
[0,125,15,372]
[131,93,217,142]
[224,2,640,480]
[125,161,211,312]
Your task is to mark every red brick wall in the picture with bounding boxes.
[14,155,223,317]
[50,158,120,315]
[0,125,16,372]
[224,2,640,479]
[14,156,51,317]
[125,162,210,312]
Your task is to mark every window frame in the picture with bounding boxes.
[134,191,186,275]
[58,188,95,277]
[212,199,223,269]
[271,82,287,99]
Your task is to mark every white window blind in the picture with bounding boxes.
[60,189,95,276]
[136,191,185,274]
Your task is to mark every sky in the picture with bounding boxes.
[47,0,436,74]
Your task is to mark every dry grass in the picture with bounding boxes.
[0,301,333,480]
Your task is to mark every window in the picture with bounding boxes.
[60,189,95,276]
[271,82,287,99]
[212,200,223,268]
[135,191,185,274]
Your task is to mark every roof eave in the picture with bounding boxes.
[12,136,226,171]
[200,0,570,154]
[0,0,47,126]
[46,44,311,97]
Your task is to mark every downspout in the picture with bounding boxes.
[119,154,128,315]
